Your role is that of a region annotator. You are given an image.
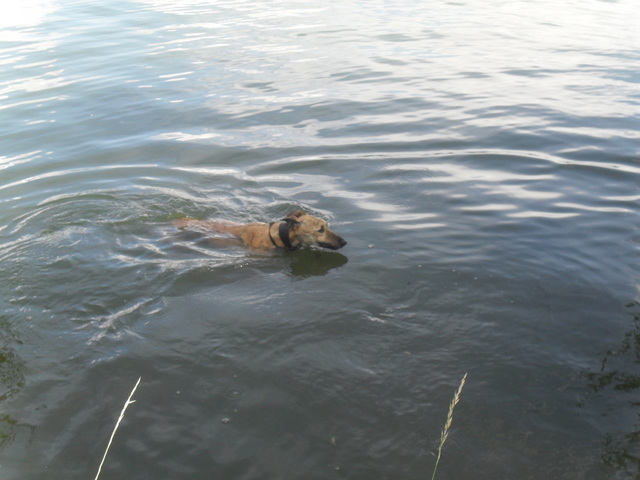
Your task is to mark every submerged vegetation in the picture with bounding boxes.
[583,301,640,478]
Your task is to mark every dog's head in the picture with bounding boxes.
[283,210,347,250]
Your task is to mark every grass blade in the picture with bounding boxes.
[94,376,141,480]
[431,373,467,480]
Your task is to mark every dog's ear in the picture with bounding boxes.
[286,210,305,219]
[281,216,300,227]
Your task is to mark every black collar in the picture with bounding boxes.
[268,222,294,250]
[278,221,294,249]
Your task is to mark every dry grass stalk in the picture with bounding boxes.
[94,376,141,480]
[431,373,467,480]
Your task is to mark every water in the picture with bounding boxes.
[1,0,639,478]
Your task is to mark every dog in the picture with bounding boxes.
[174,210,347,251]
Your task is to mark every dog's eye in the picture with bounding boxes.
[318,226,325,233]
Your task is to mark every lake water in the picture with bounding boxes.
[1,0,639,478]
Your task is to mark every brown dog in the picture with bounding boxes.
[174,210,347,251]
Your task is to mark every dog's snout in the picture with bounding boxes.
[329,234,347,250]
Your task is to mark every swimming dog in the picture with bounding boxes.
[174,210,347,251]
